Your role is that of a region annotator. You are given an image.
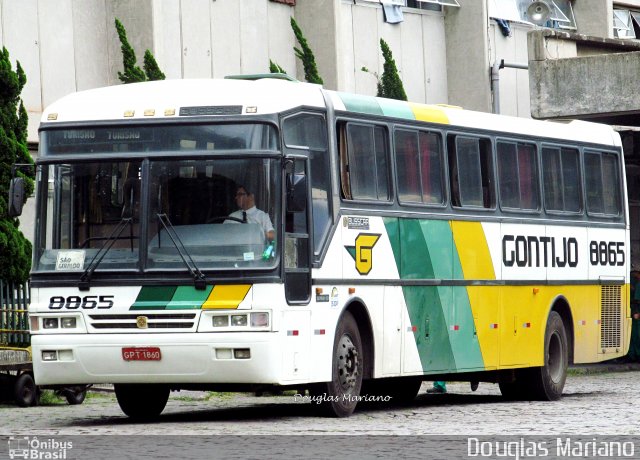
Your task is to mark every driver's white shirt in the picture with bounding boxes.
[227,206,274,235]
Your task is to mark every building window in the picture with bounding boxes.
[613,9,640,39]
[489,0,576,30]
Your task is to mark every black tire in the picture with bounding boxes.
[364,377,422,404]
[65,389,87,405]
[114,384,170,420]
[527,311,568,401]
[14,373,37,407]
[498,378,526,400]
[312,311,363,417]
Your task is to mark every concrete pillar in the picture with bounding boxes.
[444,0,491,112]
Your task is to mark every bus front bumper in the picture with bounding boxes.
[31,332,282,386]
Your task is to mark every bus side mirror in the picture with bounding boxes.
[287,172,307,213]
[8,177,25,217]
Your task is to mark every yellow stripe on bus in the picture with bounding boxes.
[450,221,495,280]
[408,103,450,124]
[202,285,251,309]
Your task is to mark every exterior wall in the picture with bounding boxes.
[444,0,490,112]
[334,0,448,104]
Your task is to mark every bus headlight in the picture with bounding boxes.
[250,312,269,328]
[61,317,77,329]
[230,314,248,327]
[43,318,59,329]
[212,316,229,327]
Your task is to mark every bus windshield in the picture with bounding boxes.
[34,126,280,275]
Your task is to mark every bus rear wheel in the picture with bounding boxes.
[14,373,37,407]
[312,311,363,417]
[528,311,568,401]
[114,384,170,420]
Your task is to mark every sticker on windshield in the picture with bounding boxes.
[55,250,85,271]
[243,252,255,261]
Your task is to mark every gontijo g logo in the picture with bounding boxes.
[345,233,381,275]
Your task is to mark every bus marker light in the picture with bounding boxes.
[450,325,460,331]
[215,348,233,359]
[579,320,586,326]
[523,322,531,328]
[164,108,176,116]
[532,288,540,295]
[316,287,323,295]
[234,348,251,359]
[30,317,39,332]
[411,325,417,332]
[287,330,299,336]
[47,113,58,120]
[348,287,356,295]
[245,106,258,114]
[314,329,326,335]
[490,323,499,329]
[124,110,135,117]
[144,109,155,116]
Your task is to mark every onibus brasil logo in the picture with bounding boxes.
[8,436,72,459]
[345,233,381,275]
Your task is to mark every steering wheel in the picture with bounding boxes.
[206,215,246,224]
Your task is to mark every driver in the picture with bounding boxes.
[226,185,275,242]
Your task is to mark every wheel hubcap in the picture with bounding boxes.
[337,334,359,390]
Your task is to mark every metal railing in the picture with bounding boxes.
[0,280,30,347]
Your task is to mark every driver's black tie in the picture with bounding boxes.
[242,211,247,223]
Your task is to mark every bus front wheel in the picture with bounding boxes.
[528,311,568,401]
[114,384,170,420]
[312,311,363,417]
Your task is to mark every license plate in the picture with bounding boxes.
[122,347,161,361]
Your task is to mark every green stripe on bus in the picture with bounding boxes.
[131,286,177,310]
[377,98,415,120]
[385,218,485,372]
[166,285,214,310]
[338,92,383,116]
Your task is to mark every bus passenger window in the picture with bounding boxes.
[395,129,444,205]
[449,135,494,209]
[342,123,391,201]
[542,146,581,213]
[584,151,621,216]
[497,141,539,211]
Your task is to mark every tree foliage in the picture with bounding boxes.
[377,39,407,101]
[290,17,323,85]
[269,60,287,74]
[0,47,34,283]
[115,18,165,84]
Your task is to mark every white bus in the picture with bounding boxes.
[19,77,629,418]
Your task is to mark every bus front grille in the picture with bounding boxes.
[600,285,622,349]
[88,313,197,331]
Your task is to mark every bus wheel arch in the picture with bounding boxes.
[343,300,374,381]
[549,296,575,366]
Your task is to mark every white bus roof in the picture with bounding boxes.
[42,78,620,148]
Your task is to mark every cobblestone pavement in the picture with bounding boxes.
[1,370,639,437]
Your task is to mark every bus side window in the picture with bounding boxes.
[341,122,391,201]
[584,151,622,216]
[542,146,581,213]
[448,135,494,209]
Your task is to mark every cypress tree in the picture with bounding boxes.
[115,18,146,83]
[290,17,323,85]
[377,39,407,101]
[269,60,287,74]
[0,47,34,283]
[143,50,166,81]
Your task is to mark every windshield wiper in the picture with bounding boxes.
[79,217,133,291]
[156,213,207,290]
